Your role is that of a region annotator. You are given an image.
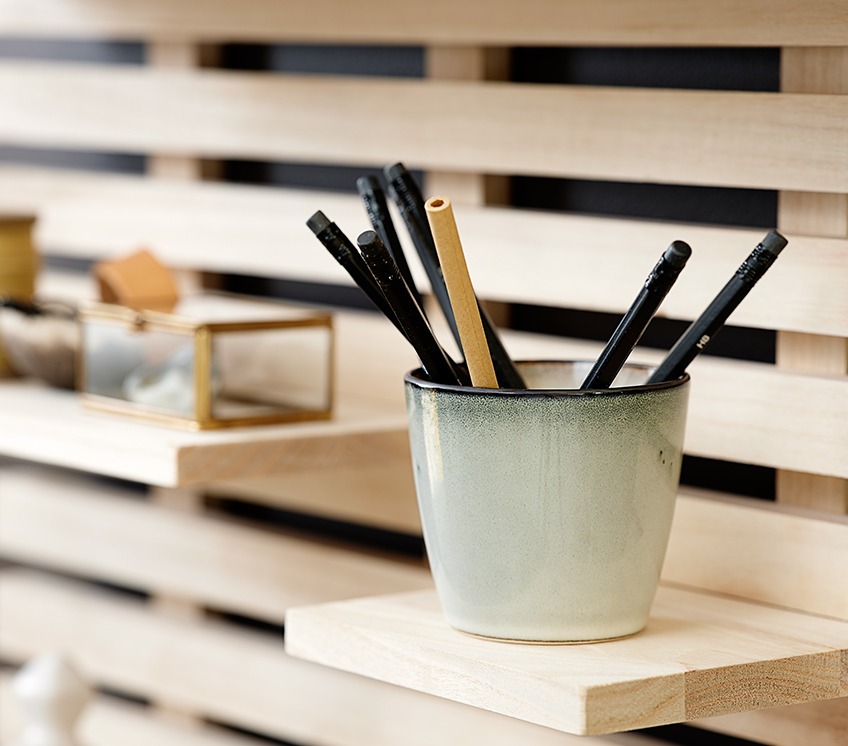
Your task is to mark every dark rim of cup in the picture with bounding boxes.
[404,360,689,397]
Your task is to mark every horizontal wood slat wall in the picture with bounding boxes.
[1,167,847,337]
[0,6,845,745]
[0,569,649,746]
[0,673,268,746]
[0,466,430,624]
[1,63,847,192]
[2,461,845,621]
[0,321,844,483]
[0,0,846,46]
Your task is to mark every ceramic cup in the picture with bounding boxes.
[404,360,690,643]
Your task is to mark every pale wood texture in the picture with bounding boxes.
[0,0,845,46]
[1,64,846,192]
[2,463,844,622]
[2,168,844,337]
[286,584,848,736]
[424,46,510,206]
[697,698,848,746]
[0,320,846,485]
[0,464,430,623]
[776,47,848,513]
[146,41,221,182]
[0,569,665,746]
[0,8,845,745]
[664,490,848,619]
[210,460,421,534]
[426,196,498,387]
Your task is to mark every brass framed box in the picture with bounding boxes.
[79,294,333,430]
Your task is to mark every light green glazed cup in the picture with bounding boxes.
[404,360,690,643]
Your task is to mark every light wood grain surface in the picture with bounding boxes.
[697,697,848,746]
[775,47,848,514]
[0,318,845,485]
[286,584,848,736]
[0,569,666,746]
[665,489,848,619]
[2,167,845,338]
[0,0,845,46]
[0,63,846,192]
[0,464,430,623]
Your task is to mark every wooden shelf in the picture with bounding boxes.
[0,377,409,487]
[285,585,848,736]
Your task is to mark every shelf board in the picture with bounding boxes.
[285,584,848,736]
[0,378,408,487]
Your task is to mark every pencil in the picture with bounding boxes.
[356,175,423,310]
[647,230,788,384]
[425,196,499,389]
[306,211,400,330]
[383,162,463,347]
[385,163,526,389]
[581,241,692,389]
[357,230,464,386]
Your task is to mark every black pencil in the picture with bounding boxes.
[306,211,401,329]
[581,241,692,389]
[384,163,526,389]
[356,175,423,310]
[648,230,788,384]
[383,162,461,344]
[357,230,465,386]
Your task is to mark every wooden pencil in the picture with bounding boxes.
[424,196,499,389]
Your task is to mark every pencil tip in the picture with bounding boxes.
[306,211,330,235]
[664,241,692,268]
[762,230,788,256]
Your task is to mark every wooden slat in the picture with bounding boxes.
[664,489,848,620]
[776,46,848,515]
[19,462,843,630]
[424,46,510,206]
[1,63,847,192]
[3,167,847,338]
[500,331,848,480]
[0,0,845,46]
[0,320,845,484]
[0,464,430,621]
[286,585,848,736]
[211,461,422,535]
[0,673,264,746]
[697,698,848,746]
[145,40,222,181]
[681,356,848,479]
[0,569,663,746]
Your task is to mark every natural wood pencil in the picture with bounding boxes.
[425,196,498,388]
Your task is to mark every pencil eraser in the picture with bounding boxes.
[762,230,788,256]
[306,211,331,235]
[356,175,380,193]
[357,230,380,250]
[384,163,407,182]
[664,241,692,268]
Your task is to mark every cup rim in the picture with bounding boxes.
[404,359,689,397]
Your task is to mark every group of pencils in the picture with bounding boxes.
[308,162,787,391]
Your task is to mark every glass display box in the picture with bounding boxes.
[79,294,333,429]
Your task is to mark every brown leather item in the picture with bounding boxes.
[94,249,179,312]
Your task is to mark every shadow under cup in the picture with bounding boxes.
[404,361,690,643]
